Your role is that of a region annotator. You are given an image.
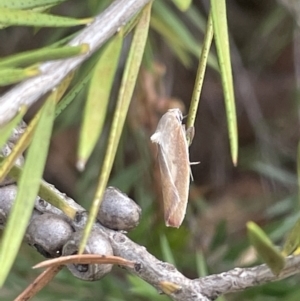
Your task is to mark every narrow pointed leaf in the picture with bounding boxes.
[298,141,300,205]
[78,2,152,254]
[187,12,213,131]
[55,73,92,118]
[0,7,92,27]
[0,66,40,86]
[153,1,199,56]
[123,12,142,36]
[171,0,192,11]
[55,71,75,100]
[0,44,89,68]
[195,250,208,277]
[0,106,27,149]
[0,108,41,183]
[282,218,300,256]
[211,0,238,165]
[55,11,149,120]
[247,221,285,275]
[0,94,55,287]
[77,34,123,170]
[0,71,74,182]
[0,0,66,9]
[160,235,176,265]
[150,16,191,66]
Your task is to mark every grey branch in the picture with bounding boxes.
[196,255,300,299]
[1,126,300,301]
[1,182,300,301]
[0,0,151,126]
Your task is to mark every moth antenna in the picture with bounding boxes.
[189,168,194,181]
[189,161,200,181]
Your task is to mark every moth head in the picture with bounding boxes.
[168,108,183,122]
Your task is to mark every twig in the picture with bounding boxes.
[2,183,300,301]
[196,255,300,300]
[1,128,300,301]
[0,0,151,126]
[14,266,62,301]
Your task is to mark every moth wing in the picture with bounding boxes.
[151,109,190,228]
[157,146,182,227]
[150,132,161,144]
[165,125,190,227]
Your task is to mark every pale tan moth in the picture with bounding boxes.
[151,108,191,228]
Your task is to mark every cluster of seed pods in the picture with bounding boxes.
[0,123,142,281]
[0,182,142,281]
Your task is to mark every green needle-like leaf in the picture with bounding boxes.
[160,235,176,265]
[78,2,152,254]
[0,93,55,287]
[0,66,40,86]
[247,221,285,275]
[0,44,89,68]
[283,218,300,256]
[55,72,92,118]
[0,71,74,182]
[0,107,40,183]
[0,7,92,27]
[171,0,192,12]
[298,140,300,206]
[187,12,213,133]
[0,0,66,9]
[77,34,123,170]
[211,0,238,165]
[0,106,27,149]
[195,251,208,277]
[150,15,191,66]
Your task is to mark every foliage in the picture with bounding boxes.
[0,0,300,300]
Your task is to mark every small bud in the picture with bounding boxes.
[97,187,141,231]
[0,185,17,226]
[62,229,113,281]
[26,213,74,258]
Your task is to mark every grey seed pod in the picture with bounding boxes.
[62,229,113,281]
[0,185,42,228]
[71,210,88,231]
[26,213,74,258]
[0,185,17,226]
[97,187,141,231]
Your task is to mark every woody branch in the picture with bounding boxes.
[0,0,151,126]
[1,178,300,301]
[1,0,300,299]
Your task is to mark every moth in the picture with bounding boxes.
[151,108,191,228]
